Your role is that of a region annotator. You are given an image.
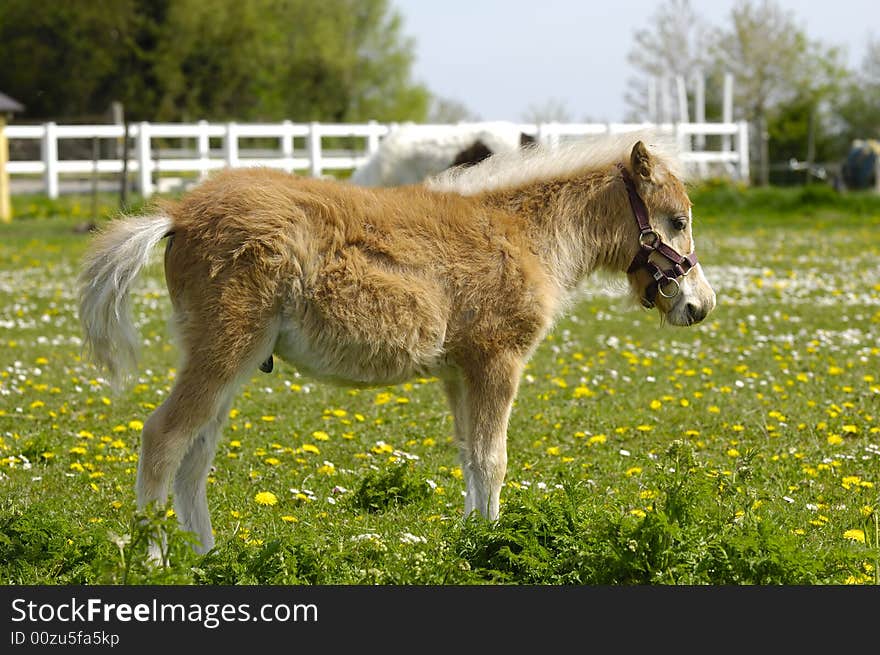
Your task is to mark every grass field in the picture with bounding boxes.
[1,183,879,585]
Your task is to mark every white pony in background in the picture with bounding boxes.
[350,121,535,186]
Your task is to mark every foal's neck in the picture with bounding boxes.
[482,169,630,291]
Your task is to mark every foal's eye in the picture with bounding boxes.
[671,216,688,231]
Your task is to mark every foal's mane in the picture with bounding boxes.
[426,129,683,196]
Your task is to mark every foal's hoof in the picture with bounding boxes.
[259,355,274,373]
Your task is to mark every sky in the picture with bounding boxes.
[391,0,878,123]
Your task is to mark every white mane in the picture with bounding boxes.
[426,129,684,196]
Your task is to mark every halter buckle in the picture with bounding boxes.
[638,230,660,250]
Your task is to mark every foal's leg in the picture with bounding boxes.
[442,375,472,504]
[459,356,523,520]
[136,326,276,560]
[171,393,234,554]
[135,364,236,561]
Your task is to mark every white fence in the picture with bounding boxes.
[3,120,749,198]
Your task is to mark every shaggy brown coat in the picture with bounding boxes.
[78,137,715,557]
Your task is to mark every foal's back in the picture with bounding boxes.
[161,167,555,382]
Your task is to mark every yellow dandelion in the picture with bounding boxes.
[842,475,862,490]
[573,385,594,398]
[843,529,866,544]
[301,443,320,455]
[625,466,642,477]
[281,515,298,523]
[546,446,561,456]
[312,430,330,441]
[254,491,278,506]
[588,434,607,445]
[649,400,662,410]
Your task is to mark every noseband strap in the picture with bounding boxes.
[617,163,698,306]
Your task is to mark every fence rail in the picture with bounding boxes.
[3,120,749,198]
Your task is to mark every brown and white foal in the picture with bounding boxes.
[78,133,715,558]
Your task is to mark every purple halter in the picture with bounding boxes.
[617,163,698,307]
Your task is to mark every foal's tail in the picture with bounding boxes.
[78,214,173,390]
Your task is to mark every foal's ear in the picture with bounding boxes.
[630,141,653,181]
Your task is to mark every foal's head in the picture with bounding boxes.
[620,141,716,326]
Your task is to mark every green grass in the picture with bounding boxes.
[1,183,879,585]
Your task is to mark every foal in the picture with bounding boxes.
[78,134,715,556]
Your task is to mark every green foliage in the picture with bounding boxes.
[193,539,323,585]
[455,443,831,584]
[689,178,880,219]
[351,462,433,513]
[0,0,428,123]
[0,502,110,584]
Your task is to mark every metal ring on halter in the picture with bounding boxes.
[638,230,660,250]
[658,277,680,298]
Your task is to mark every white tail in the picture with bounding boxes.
[78,214,172,390]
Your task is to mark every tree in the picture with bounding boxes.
[0,0,429,123]
[624,0,711,122]
[427,96,481,123]
[711,0,813,185]
[832,34,880,146]
[521,98,573,124]
[0,0,148,120]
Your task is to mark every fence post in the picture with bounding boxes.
[0,118,10,222]
[308,122,322,178]
[722,73,734,152]
[136,121,153,198]
[537,123,559,149]
[875,155,880,194]
[224,122,239,168]
[198,120,210,180]
[366,119,380,156]
[737,120,750,183]
[281,120,294,173]
[42,122,59,199]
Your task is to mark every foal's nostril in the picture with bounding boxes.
[685,302,706,324]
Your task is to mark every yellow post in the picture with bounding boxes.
[0,116,10,222]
